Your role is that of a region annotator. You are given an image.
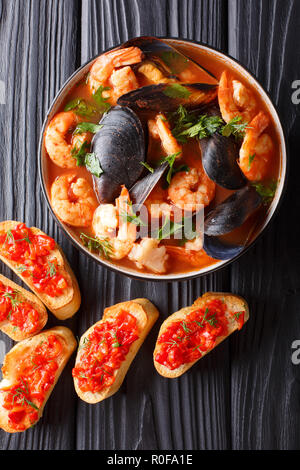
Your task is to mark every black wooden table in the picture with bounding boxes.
[0,0,299,451]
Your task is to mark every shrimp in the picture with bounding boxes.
[239,111,273,181]
[45,111,92,169]
[109,66,139,103]
[168,167,215,211]
[88,46,142,98]
[148,114,182,156]
[166,246,215,267]
[92,187,136,260]
[128,238,169,274]
[218,71,257,124]
[51,174,98,227]
[144,184,174,218]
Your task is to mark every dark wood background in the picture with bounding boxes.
[0,0,299,450]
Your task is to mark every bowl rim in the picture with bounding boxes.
[38,36,289,282]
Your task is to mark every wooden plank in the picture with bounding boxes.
[78,0,230,450]
[228,0,300,450]
[0,0,80,449]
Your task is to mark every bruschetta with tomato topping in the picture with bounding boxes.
[0,221,81,319]
[73,298,159,403]
[0,273,47,341]
[154,292,249,378]
[0,326,77,433]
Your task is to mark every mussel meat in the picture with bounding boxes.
[118,82,218,112]
[91,106,145,203]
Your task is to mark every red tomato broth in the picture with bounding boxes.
[0,281,40,334]
[155,298,245,370]
[1,334,63,431]
[72,310,139,394]
[0,223,69,297]
[43,41,281,276]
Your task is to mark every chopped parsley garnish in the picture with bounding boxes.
[175,114,224,141]
[163,83,191,99]
[221,116,249,140]
[3,290,20,308]
[112,332,122,348]
[154,216,184,241]
[140,161,154,173]
[93,85,111,112]
[5,229,15,244]
[71,141,90,166]
[181,321,191,334]
[84,153,103,178]
[73,122,103,135]
[194,307,218,328]
[46,261,57,278]
[79,337,91,350]
[233,311,244,320]
[248,153,256,169]
[80,232,113,259]
[252,180,277,204]
[71,142,103,177]
[64,98,98,118]
[159,151,182,184]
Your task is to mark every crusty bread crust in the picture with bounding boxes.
[0,221,81,319]
[0,326,77,433]
[154,292,249,378]
[74,298,159,403]
[0,273,48,341]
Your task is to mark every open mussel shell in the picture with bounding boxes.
[118,82,218,112]
[200,133,247,190]
[129,162,169,207]
[122,36,218,84]
[203,236,244,260]
[204,185,263,237]
[91,106,145,203]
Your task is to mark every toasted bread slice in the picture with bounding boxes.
[74,298,159,403]
[154,292,249,378]
[0,273,48,341]
[0,326,77,433]
[0,221,81,319]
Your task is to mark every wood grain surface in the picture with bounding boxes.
[0,0,299,450]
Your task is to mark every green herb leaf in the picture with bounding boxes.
[80,232,113,259]
[163,84,191,99]
[140,161,154,173]
[5,229,15,244]
[221,116,249,140]
[181,321,191,334]
[46,261,57,278]
[252,180,277,205]
[71,140,90,166]
[120,210,147,227]
[155,216,184,241]
[93,85,111,112]
[248,153,256,169]
[159,151,182,184]
[64,98,98,118]
[73,122,103,135]
[84,153,103,178]
[161,51,189,74]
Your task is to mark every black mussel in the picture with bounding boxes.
[204,186,262,237]
[91,106,145,203]
[203,236,244,260]
[118,83,218,112]
[129,162,169,207]
[200,133,247,190]
[122,36,217,84]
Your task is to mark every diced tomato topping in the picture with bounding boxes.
[72,310,139,394]
[0,281,40,334]
[1,334,62,431]
[0,223,68,297]
[155,299,245,370]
